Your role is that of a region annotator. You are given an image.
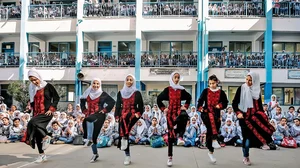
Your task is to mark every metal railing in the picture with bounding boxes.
[82,51,135,67]
[208,51,265,68]
[0,53,19,67]
[27,52,76,67]
[208,1,265,17]
[28,3,77,19]
[141,51,197,67]
[83,2,136,18]
[0,6,21,20]
[143,1,198,17]
[273,2,300,17]
[273,52,300,69]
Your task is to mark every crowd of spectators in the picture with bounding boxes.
[142,1,197,16]
[27,52,76,67]
[0,53,19,67]
[0,5,21,20]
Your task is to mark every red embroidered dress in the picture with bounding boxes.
[33,89,46,117]
[157,86,192,139]
[85,96,100,117]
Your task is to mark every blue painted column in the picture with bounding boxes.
[196,0,203,101]
[264,0,273,103]
[19,0,30,81]
[75,1,84,104]
[135,0,142,90]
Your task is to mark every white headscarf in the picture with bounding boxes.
[106,113,115,127]
[271,94,277,104]
[169,72,185,91]
[28,68,48,103]
[120,74,137,99]
[137,119,147,136]
[81,78,103,100]
[238,72,261,113]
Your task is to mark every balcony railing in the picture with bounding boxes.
[273,2,300,17]
[82,51,135,67]
[0,53,19,67]
[273,52,300,69]
[28,3,77,19]
[208,1,265,17]
[141,51,197,67]
[83,2,136,18]
[0,6,21,20]
[143,2,198,17]
[27,52,76,67]
[208,52,265,68]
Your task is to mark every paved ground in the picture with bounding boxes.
[0,143,298,168]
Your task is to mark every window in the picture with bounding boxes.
[228,86,239,104]
[285,43,295,52]
[118,41,135,52]
[209,41,223,52]
[294,88,300,105]
[261,87,265,103]
[102,85,118,100]
[296,43,300,52]
[272,43,283,52]
[28,43,40,52]
[149,41,193,54]
[229,42,252,52]
[272,88,284,105]
[68,85,75,102]
[284,88,294,105]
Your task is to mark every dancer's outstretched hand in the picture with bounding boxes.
[45,110,52,116]
[237,113,243,119]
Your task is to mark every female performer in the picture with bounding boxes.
[115,74,144,165]
[25,68,60,163]
[232,72,275,165]
[157,72,192,167]
[197,75,228,163]
[81,78,115,163]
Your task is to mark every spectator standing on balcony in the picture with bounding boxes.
[80,78,115,163]
[157,72,191,167]
[115,74,144,166]
[197,75,228,164]
[24,68,60,163]
[232,72,275,166]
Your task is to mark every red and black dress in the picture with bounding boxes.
[232,86,275,148]
[115,91,144,150]
[157,86,191,156]
[81,92,115,144]
[26,83,60,153]
[197,88,228,152]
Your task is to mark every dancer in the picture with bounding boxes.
[232,72,275,165]
[81,78,115,163]
[157,72,191,167]
[115,74,144,165]
[25,68,60,163]
[197,74,228,164]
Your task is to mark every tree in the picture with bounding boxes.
[7,80,66,111]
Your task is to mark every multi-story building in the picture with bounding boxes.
[0,0,299,111]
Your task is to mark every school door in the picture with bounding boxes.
[98,42,112,56]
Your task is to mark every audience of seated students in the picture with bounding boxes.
[0,102,300,150]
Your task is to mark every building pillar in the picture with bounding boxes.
[196,0,203,101]
[75,1,84,104]
[203,0,209,90]
[19,0,30,81]
[135,0,142,90]
[264,0,273,103]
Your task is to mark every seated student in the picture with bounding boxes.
[224,107,237,122]
[111,117,119,146]
[152,104,162,124]
[129,119,148,145]
[188,106,199,118]
[263,104,271,119]
[20,113,28,129]
[142,105,153,128]
[8,118,24,142]
[290,118,300,147]
[49,121,62,144]
[273,118,290,145]
[234,120,243,146]
[272,107,283,124]
[286,106,298,127]
[148,117,163,144]
[98,120,113,147]
[58,112,68,128]
[75,115,84,135]
[183,117,198,147]
[198,122,207,149]
[0,117,11,143]
[59,120,78,144]
[219,118,239,146]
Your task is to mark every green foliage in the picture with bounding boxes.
[141,91,157,106]
[7,80,66,111]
